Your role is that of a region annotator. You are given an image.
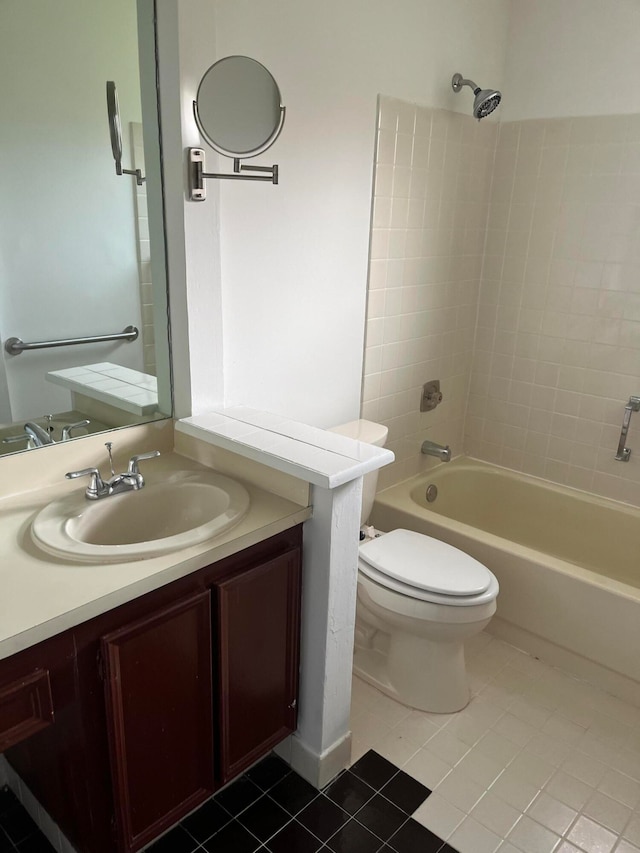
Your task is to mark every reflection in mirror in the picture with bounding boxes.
[0,0,171,457]
[106,81,146,186]
[194,55,285,158]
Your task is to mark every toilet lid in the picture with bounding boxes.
[358,529,491,597]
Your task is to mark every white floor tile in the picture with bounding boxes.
[471,791,522,837]
[545,769,595,811]
[412,791,465,838]
[598,769,640,809]
[566,814,618,853]
[493,711,538,746]
[561,752,608,788]
[390,710,440,747]
[436,767,487,812]
[523,732,572,768]
[623,816,640,846]
[371,728,421,766]
[489,768,540,812]
[582,790,631,834]
[403,747,453,788]
[425,729,471,765]
[476,730,523,765]
[507,814,562,853]
[526,791,578,836]
[616,841,640,853]
[348,633,640,853]
[449,815,502,853]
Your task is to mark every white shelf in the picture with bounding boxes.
[47,362,158,416]
[177,406,394,488]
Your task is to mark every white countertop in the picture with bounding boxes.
[177,406,394,488]
[47,363,159,416]
[0,451,310,660]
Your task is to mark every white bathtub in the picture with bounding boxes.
[370,458,640,705]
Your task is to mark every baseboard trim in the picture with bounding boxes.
[288,731,352,789]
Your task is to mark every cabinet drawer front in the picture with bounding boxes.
[0,669,54,752]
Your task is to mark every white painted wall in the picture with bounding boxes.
[183,0,511,426]
[0,0,144,421]
[502,0,640,121]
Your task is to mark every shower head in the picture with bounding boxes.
[451,73,502,120]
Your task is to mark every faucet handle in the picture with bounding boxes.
[127,450,161,476]
[61,419,91,441]
[2,433,29,444]
[65,467,105,500]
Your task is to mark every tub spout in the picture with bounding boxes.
[615,396,640,462]
[421,439,451,462]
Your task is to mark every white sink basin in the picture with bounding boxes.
[31,471,251,563]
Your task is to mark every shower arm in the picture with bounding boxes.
[615,396,640,462]
[451,74,480,94]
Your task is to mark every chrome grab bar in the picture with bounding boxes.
[615,395,640,462]
[4,325,138,356]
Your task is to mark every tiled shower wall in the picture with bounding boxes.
[364,101,640,507]
[362,97,497,490]
[468,114,640,507]
[131,123,156,376]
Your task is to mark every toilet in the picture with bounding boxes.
[330,420,499,713]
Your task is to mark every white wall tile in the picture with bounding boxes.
[364,105,640,506]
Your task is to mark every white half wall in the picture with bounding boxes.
[174,0,510,426]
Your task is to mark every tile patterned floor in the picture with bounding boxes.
[350,632,640,853]
[0,788,55,852]
[147,751,451,852]
[3,632,640,853]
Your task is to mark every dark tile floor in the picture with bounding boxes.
[148,751,459,853]
[0,788,55,852]
[0,752,460,853]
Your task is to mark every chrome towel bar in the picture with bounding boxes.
[4,325,139,356]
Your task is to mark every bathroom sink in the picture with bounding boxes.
[31,471,251,563]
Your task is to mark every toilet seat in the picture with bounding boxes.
[358,529,498,607]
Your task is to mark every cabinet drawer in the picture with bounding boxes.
[0,669,54,751]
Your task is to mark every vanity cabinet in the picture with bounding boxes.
[216,549,300,783]
[102,591,214,852]
[2,525,302,853]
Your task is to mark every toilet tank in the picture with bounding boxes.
[329,420,388,526]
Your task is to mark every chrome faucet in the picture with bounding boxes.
[61,419,91,441]
[24,421,55,447]
[615,396,640,462]
[66,442,160,500]
[2,416,91,447]
[421,439,451,462]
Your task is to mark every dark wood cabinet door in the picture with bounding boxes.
[101,591,214,853]
[215,548,301,783]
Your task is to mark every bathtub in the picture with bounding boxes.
[369,457,640,705]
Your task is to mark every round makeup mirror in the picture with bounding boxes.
[106,81,123,172]
[194,56,285,159]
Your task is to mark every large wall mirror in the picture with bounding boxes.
[0,0,171,457]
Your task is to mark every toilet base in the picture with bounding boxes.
[353,630,471,714]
